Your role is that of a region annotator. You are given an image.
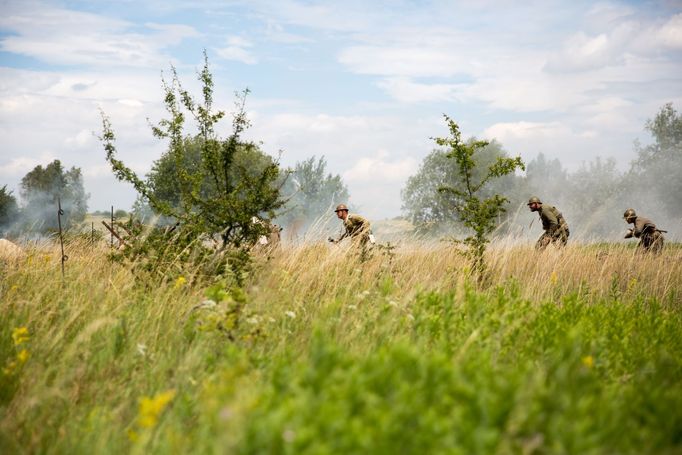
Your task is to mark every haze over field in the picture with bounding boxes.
[1,0,681,220]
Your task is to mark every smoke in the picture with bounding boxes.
[398,153,681,244]
[0,188,88,241]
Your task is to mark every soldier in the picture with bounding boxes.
[328,204,373,248]
[528,196,570,251]
[623,208,665,254]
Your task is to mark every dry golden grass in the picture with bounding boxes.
[256,241,682,306]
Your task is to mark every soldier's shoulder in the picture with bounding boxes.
[349,214,368,222]
[637,216,654,226]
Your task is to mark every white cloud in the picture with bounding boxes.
[82,164,114,178]
[64,129,95,148]
[0,4,199,67]
[264,21,312,44]
[657,13,682,48]
[484,121,571,141]
[247,0,382,33]
[214,36,258,64]
[0,155,56,177]
[338,45,465,78]
[376,77,464,103]
[343,150,417,184]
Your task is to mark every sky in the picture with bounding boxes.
[0,0,681,219]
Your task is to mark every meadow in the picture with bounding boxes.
[1,237,681,454]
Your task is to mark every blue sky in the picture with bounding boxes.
[1,0,681,218]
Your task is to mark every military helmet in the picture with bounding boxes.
[527,196,542,205]
[623,208,637,220]
[334,204,349,213]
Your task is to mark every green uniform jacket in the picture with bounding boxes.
[538,205,569,235]
[626,216,656,238]
[339,214,371,242]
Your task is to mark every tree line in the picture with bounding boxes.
[403,103,682,239]
[1,50,678,254]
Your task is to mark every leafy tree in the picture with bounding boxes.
[0,185,19,234]
[100,53,285,281]
[631,102,682,217]
[142,135,278,216]
[278,156,350,231]
[19,160,88,232]
[435,116,524,281]
[402,138,520,233]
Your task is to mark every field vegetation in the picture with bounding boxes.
[1,238,681,454]
[1,57,680,455]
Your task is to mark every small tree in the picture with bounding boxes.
[100,52,284,280]
[402,140,519,233]
[435,115,524,281]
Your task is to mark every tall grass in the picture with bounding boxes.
[1,239,681,454]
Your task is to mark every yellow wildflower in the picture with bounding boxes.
[550,271,558,285]
[581,355,594,369]
[12,327,30,346]
[174,276,187,289]
[137,389,176,428]
[127,429,139,442]
[17,349,29,364]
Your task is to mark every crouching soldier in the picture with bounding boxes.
[623,208,665,254]
[528,196,569,251]
[328,204,374,249]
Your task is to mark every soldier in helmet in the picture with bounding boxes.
[528,196,570,251]
[328,204,373,248]
[623,208,665,254]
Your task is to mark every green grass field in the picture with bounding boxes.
[1,240,681,454]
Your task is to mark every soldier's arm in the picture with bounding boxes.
[329,223,349,243]
[358,217,370,233]
[624,229,633,239]
[633,219,653,237]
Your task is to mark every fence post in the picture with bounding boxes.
[57,197,68,283]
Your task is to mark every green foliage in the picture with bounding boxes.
[224,288,682,454]
[435,115,524,279]
[1,245,681,454]
[18,160,88,232]
[0,185,18,234]
[402,141,519,233]
[278,156,350,230]
[143,135,278,217]
[100,53,285,280]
